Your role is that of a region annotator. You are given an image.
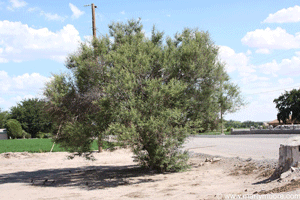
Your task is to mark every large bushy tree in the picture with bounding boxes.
[10,98,52,138]
[274,89,300,124]
[45,20,243,172]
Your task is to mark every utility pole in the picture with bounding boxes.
[84,3,97,39]
[84,3,101,153]
[91,3,96,38]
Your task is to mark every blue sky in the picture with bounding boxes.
[1,0,300,122]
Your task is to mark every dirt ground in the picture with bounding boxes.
[1,149,300,200]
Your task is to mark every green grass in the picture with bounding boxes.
[0,139,119,153]
[197,131,230,135]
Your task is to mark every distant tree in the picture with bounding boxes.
[241,121,263,128]
[224,120,242,129]
[215,63,244,133]
[10,98,52,138]
[0,108,10,128]
[274,89,300,124]
[5,119,22,139]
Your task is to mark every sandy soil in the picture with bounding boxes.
[1,149,300,200]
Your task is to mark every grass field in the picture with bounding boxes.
[0,132,229,153]
[198,131,230,135]
[0,139,116,153]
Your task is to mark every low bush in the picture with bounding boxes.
[226,127,232,132]
[5,119,23,139]
[36,132,53,139]
[22,130,31,139]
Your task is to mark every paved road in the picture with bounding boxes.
[183,134,300,160]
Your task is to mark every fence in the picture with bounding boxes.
[231,125,300,135]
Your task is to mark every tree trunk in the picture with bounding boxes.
[50,123,63,153]
[221,108,224,135]
[98,135,103,153]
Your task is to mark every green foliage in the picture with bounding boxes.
[0,109,10,128]
[36,132,53,139]
[22,130,31,139]
[226,127,232,132]
[5,119,23,139]
[10,98,52,138]
[224,120,263,129]
[44,19,243,172]
[216,64,245,133]
[274,89,300,124]
[55,122,94,154]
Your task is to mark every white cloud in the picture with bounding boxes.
[219,46,300,121]
[83,35,93,46]
[0,71,51,110]
[278,77,294,85]
[280,56,300,70]
[257,53,300,77]
[0,20,82,63]
[218,46,275,86]
[257,60,280,77]
[167,14,171,17]
[278,55,300,76]
[0,47,8,63]
[12,95,35,102]
[7,0,27,11]
[0,71,10,92]
[255,48,270,54]
[40,11,67,22]
[12,73,49,90]
[263,5,300,23]
[69,3,84,19]
[218,46,256,79]
[25,7,66,22]
[225,93,279,122]
[0,58,8,63]
[1,95,35,110]
[242,27,300,50]
[27,7,38,12]
[0,71,49,92]
[120,10,125,15]
[240,75,269,84]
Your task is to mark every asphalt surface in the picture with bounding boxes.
[183,134,300,160]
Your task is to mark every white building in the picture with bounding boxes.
[0,129,7,140]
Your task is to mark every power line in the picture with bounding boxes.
[245,85,300,96]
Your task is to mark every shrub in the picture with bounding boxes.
[5,119,23,139]
[36,132,44,138]
[44,133,53,138]
[36,132,53,138]
[226,127,232,132]
[22,130,31,139]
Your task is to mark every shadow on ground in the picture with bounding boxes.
[0,165,158,190]
[253,169,280,185]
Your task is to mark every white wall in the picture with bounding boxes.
[0,133,7,140]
